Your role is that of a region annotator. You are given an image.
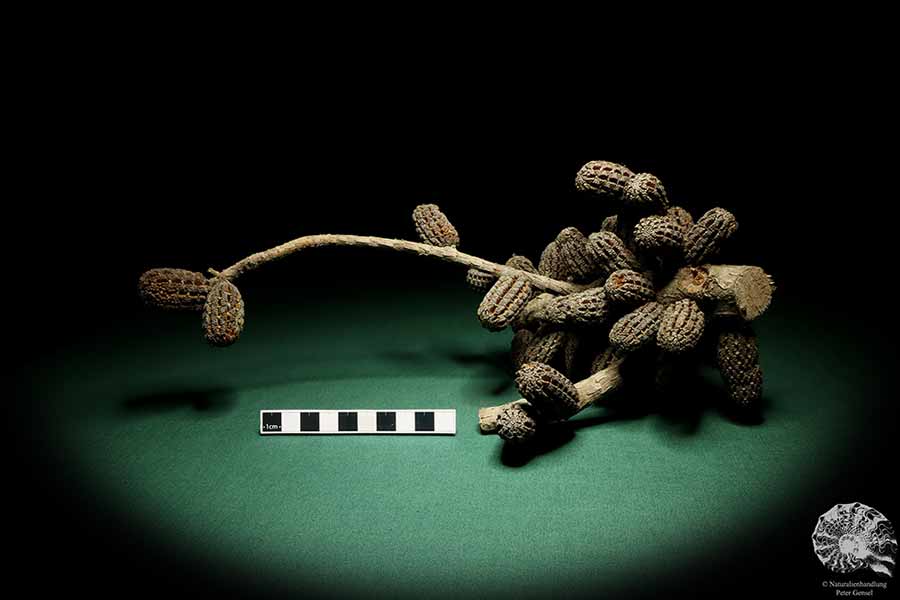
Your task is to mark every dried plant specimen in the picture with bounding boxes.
[466,268,495,291]
[477,275,533,332]
[496,402,540,444]
[633,215,684,254]
[623,173,669,214]
[604,269,655,305]
[412,203,460,247]
[139,268,209,311]
[575,160,634,200]
[666,206,694,232]
[537,288,610,329]
[555,227,604,282]
[684,207,738,265]
[609,301,666,352]
[588,231,642,273]
[657,299,705,354]
[515,362,581,421]
[139,162,775,452]
[202,279,245,347]
[715,327,763,410]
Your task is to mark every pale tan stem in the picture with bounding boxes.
[478,360,625,433]
[656,265,774,320]
[216,234,585,295]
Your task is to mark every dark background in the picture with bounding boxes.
[10,31,897,599]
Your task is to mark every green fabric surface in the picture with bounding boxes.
[32,286,866,598]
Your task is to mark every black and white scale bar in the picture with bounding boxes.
[259,409,456,435]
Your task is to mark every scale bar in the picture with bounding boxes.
[260,409,456,435]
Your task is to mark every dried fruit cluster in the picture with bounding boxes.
[139,159,774,451]
[478,160,773,444]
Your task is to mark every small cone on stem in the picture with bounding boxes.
[515,362,581,421]
[139,268,209,311]
[202,278,245,347]
[604,269,656,305]
[412,204,460,247]
[575,160,635,201]
[684,207,738,265]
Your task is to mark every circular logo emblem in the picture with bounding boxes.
[812,502,897,576]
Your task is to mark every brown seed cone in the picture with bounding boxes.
[633,215,684,254]
[667,206,694,232]
[477,275,532,331]
[574,160,635,200]
[510,329,536,370]
[506,254,537,273]
[515,362,581,421]
[465,268,496,291]
[657,299,705,353]
[727,370,763,409]
[562,333,581,379]
[539,288,610,328]
[538,241,572,281]
[139,268,209,311]
[202,279,245,347]
[590,345,618,374]
[609,301,665,353]
[623,173,669,214]
[555,227,605,282]
[604,269,656,306]
[684,207,738,265]
[588,231,642,273]
[716,327,763,409]
[496,402,540,444]
[412,204,460,247]
[522,330,567,365]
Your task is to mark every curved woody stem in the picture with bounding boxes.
[214,234,586,295]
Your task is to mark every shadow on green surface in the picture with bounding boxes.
[497,380,770,466]
[120,388,236,416]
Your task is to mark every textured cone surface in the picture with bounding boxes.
[466,268,495,291]
[477,275,532,331]
[590,346,617,374]
[633,215,684,253]
[588,231,642,272]
[604,269,655,305]
[657,299,705,353]
[203,279,245,347]
[609,301,665,352]
[623,173,669,214]
[684,207,738,265]
[667,206,694,232]
[139,268,209,311]
[555,227,604,282]
[716,328,763,408]
[562,333,581,379]
[541,288,610,328]
[538,241,572,281]
[510,329,536,370]
[496,403,539,444]
[522,330,567,365]
[515,362,581,420]
[506,254,537,273]
[574,160,635,200]
[727,370,763,409]
[412,204,459,247]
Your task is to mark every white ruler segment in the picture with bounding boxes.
[260,409,456,435]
